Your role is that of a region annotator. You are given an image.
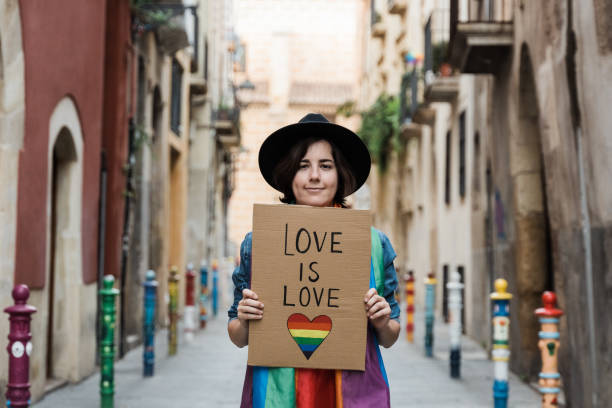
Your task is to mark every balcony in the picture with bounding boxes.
[132,2,197,55]
[213,107,240,148]
[425,75,459,102]
[388,0,407,15]
[448,0,513,74]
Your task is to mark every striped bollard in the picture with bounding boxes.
[100,275,119,408]
[199,261,209,329]
[424,272,436,357]
[535,292,563,408]
[447,270,464,378]
[184,263,196,343]
[491,278,512,408]
[4,284,37,408]
[168,266,179,356]
[404,271,415,342]
[212,260,219,317]
[143,270,157,377]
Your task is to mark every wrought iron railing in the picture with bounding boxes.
[213,106,240,127]
[399,68,424,124]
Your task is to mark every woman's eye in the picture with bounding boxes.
[299,163,309,169]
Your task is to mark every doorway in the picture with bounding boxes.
[46,127,77,388]
[512,44,554,379]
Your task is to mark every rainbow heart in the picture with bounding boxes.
[287,313,332,360]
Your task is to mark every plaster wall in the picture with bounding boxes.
[15,0,106,288]
[146,42,191,324]
[477,3,612,402]
[572,0,612,404]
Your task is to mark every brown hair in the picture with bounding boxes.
[272,136,356,206]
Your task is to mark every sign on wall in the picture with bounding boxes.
[247,204,371,371]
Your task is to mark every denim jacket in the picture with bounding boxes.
[228,229,400,322]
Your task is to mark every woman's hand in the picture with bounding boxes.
[237,288,264,325]
[364,288,400,348]
[364,288,390,329]
[229,288,263,348]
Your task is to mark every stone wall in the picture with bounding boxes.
[0,1,24,403]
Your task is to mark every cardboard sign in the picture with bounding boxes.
[247,204,371,371]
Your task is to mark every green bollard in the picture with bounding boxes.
[100,275,119,408]
[168,266,179,356]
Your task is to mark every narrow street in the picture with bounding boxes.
[33,308,541,407]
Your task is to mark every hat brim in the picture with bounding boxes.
[258,121,371,197]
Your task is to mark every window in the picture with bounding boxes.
[457,266,465,334]
[473,131,481,193]
[136,56,146,126]
[444,130,451,204]
[170,58,183,136]
[424,16,432,74]
[203,37,209,81]
[443,264,449,322]
[459,111,466,198]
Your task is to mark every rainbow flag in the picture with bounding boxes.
[240,227,392,408]
[287,314,332,359]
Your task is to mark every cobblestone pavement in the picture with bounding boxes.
[33,308,541,407]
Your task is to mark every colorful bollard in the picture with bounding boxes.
[199,261,209,329]
[447,270,464,378]
[404,271,415,343]
[4,284,37,408]
[143,269,157,377]
[535,292,563,408]
[100,275,119,408]
[424,272,436,357]
[168,266,179,356]
[184,263,196,343]
[491,278,512,408]
[212,260,219,317]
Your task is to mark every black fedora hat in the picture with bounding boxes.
[258,113,371,196]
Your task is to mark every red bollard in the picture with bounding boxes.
[184,263,196,343]
[405,271,415,342]
[4,284,37,408]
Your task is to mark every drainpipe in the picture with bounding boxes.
[566,1,598,405]
[575,127,598,408]
[118,119,136,358]
[96,152,108,366]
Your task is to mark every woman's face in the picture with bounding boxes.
[292,140,338,207]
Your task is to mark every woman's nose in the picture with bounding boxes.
[309,167,320,180]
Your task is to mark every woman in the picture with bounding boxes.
[228,113,400,407]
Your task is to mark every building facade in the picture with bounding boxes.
[447,1,612,406]
[228,0,365,251]
[362,0,612,406]
[0,0,232,404]
[3,0,117,402]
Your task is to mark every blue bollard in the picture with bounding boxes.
[424,272,437,357]
[491,279,512,408]
[212,260,219,317]
[199,261,209,328]
[143,270,157,377]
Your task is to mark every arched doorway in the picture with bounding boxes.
[512,44,554,379]
[46,127,78,384]
[45,96,84,385]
